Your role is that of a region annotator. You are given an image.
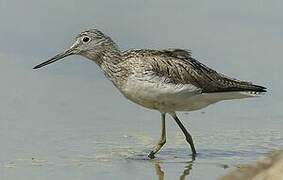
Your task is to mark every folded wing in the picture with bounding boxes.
[130,49,266,93]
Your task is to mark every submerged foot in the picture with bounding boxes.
[192,152,197,161]
[148,151,156,159]
[148,150,196,160]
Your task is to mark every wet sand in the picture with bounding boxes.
[221,150,283,180]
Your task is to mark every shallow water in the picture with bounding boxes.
[0,54,282,180]
[1,0,283,179]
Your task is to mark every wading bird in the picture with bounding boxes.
[34,29,266,159]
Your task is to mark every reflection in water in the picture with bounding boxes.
[155,161,193,180]
[179,163,193,180]
[155,163,164,180]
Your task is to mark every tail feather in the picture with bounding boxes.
[205,80,267,93]
[222,84,267,93]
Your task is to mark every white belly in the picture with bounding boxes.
[120,75,256,112]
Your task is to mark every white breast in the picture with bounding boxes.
[120,74,257,112]
[120,75,202,111]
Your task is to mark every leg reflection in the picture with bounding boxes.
[154,161,193,180]
[179,163,193,180]
[155,162,165,180]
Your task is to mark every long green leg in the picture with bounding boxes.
[170,112,197,157]
[148,113,166,159]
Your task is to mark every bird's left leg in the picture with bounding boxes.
[148,112,166,159]
[170,112,197,158]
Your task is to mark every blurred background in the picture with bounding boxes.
[0,0,282,179]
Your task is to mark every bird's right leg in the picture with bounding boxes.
[148,112,166,159]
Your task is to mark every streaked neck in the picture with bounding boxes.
[99,50,128,88]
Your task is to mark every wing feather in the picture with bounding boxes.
[123,49,266,93]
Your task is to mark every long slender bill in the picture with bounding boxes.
[33,49,74,69]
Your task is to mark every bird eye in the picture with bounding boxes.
[82,37,90,42]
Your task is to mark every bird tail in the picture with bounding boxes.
[214,84,267,96]
[209,73,267,94]
[228,83,267,93]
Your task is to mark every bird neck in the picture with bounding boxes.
[98,50,128,88]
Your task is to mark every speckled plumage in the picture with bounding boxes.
[120,48,265,92]
[104,48,265,112]
[34,28,266,158]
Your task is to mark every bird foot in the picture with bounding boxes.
[148,151,156,159]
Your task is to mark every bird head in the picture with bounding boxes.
[33,29,118,69]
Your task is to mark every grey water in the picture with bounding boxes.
[0,0,282,179]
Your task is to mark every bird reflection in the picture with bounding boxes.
[179,163,193,180]
[154,161,193,180]
[155,163,165,180]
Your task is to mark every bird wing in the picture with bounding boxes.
[123,49,266,93]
